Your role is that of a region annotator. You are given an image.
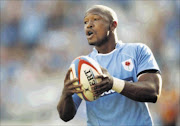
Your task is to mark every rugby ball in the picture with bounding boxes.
[70,56,102,101]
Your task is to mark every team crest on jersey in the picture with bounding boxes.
[122,59,134,71]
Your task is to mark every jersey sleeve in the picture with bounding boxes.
[136,44,160,75]
[72,94,82,110]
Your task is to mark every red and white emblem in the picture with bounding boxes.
[122,59,134,71]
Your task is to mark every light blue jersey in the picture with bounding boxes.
[72,41,160,126]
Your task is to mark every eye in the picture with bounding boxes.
[84,21,87,24]
[94,18,98,21]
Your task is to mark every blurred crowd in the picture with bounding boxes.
[0,0,179,125]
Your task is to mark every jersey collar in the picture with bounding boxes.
[92,40,123,55]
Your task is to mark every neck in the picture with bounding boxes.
[95,32,118,54]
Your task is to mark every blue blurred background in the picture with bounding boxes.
[0,0,179,126]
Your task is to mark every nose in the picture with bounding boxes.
[87,21,94,28]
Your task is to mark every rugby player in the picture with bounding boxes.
[57,5,162,126]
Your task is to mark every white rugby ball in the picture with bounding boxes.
[70,56,102,101]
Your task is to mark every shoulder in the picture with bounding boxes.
[118,42,144,57]
[121,42,148,50]
[120,42,152,55]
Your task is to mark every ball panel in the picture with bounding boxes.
[70,64,84,100]
[81,56,102,74]
[70,56,102,101]
[80,63,101,101]
[80,64,96,101]
[71,58,80,79]
[78,58,101,76]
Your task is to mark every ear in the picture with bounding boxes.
[110,21,117,31]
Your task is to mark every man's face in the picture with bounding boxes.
[84,10,111,46]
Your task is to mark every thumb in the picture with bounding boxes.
[64,68,71,82]
[100,66,107,74]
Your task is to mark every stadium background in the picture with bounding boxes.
[0,0,179,126]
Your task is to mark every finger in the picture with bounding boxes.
[100,66,107,73]
[94,84,110,96]
[93,84,105,94]
[93,89,104,97]
[68,84,82,90]
[74,89,84,93]
[64,68,72,81]
[93,84,109,97]
[65,78,79,86]
[93,84,107,92]
[93,91,103,97]
[100,66,105,71]
[95,74,108,79]
[70,89,84,94]
[91,80,107,91]
[94,75,104,79]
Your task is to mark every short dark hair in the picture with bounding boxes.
[86,5,118,23]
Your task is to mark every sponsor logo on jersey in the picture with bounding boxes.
[101,89,115,97]
[122,59,134,71]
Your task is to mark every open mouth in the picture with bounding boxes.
[86,31,94,39]
[88,31,93,36]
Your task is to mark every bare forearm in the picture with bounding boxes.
[57,68,83,122]
[120,73,161,103]
[121,81,158,103]
[57,95,76,122]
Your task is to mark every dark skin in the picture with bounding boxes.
[57,69,83,122]
[93,68,161,103]
[57,7,162,122]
